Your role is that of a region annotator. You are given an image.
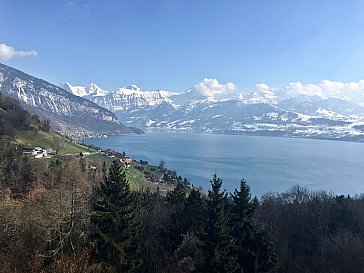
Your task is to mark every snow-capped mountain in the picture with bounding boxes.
[61,82,178,111]
[63,81,364,141]
[239,89,278,105]
[60,82,108,97]
[0,63,141,137]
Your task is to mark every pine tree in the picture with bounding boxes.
[201,174,239,273]
[91,160,142,273]
[165,182,187,207]
[230,180,278,273]
[182,188,206,234]
[102,161,107,180]
[164,182,188,254]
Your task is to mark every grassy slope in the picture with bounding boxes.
[16,130,95,154]
[126,167,170,193]
[16,130,57,149]
[16,130,170,193]
[59,141,95,155]
[86,154,171,193]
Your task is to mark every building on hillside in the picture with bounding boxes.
[120,156,133,167]
[22,147,54,158]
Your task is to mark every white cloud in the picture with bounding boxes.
[255,83,270,91]
[285,82,324,97]
[0,43,38,61]
[281,80,364,105]
[284,80,364,100]
[194,78,236,100]
[237,79,364,105]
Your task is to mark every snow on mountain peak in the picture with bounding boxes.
[60,82,88,97]
[89,83,101,92]
[60,82,108,97]
[124,84,141,91]
[240,89,278,104]
[87,83,108,96]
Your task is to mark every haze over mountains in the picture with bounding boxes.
[0,63,141,137]
[61,79,364,141]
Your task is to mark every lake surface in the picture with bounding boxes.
[86,132,364,197]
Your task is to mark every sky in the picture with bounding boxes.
[1,0,364,93]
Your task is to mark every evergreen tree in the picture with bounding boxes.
[253,230,278,272]
[165,182,187,207]
[182,188,206,234]
[91,160,142,273]
[164,182,188,254]
[230,180,277,273]
[201,174,238,273]
[79,153,86,173]
[102,161,107,179]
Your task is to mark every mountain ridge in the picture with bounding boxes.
[63,81,364,141]
[0,63,142,138]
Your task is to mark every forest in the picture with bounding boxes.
[2,92,364,273]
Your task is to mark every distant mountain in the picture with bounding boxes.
[278,96,364,115]
[0,63,141,137]
[60,82,108,97]
[63,82,364,141]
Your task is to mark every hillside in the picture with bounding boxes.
[0,92,167,192]
[0,63,142,138]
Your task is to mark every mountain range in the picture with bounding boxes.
[61,81,364,141]
[0,63,141,137]
[2,61,364,142]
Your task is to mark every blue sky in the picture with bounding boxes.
[1,0,364,92]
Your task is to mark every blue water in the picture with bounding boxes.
[86,132,364,197]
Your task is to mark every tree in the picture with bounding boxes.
[53,135,64,154]
[79,153,86,173]
[20,155,35,194]
[101,161,107,180]
[41,119,50,132]
[137,189,170,273]
[201,174,238,273]
[230,180,277,273]
[165,182,187,206]
[164,182,188,254]
[158,160,166,173]
[182,188,206,235]
[91,160,142,272]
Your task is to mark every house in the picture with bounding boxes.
[120,156,133,167]
[34,147,47,158]
[22,147,53,158]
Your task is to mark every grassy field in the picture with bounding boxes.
[59,141,95,155]
[126,167,170,193]
[16,130,96,155]
[86,153,113,166]
[16,130,57,149]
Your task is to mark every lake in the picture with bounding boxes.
[85,132,364,197]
